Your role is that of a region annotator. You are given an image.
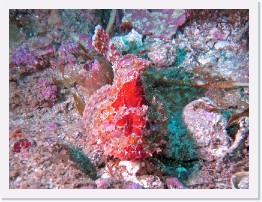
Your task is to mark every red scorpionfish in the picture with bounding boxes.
[83,25,160,161]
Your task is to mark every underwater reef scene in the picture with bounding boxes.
[9,9,249,189]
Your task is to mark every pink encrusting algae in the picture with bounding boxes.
[83,25,160,161]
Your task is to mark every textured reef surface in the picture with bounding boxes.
[9,9,249,189]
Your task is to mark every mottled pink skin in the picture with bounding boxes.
[90,60,100,71]
[83,25,158,161]
[122,9,187,39]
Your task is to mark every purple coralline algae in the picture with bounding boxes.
[11,37,55,72]
[26,78,58,108]
[121,9,187,39]
[57,41,79,66]
[39,79,58,105]
[11,45,38,69]
[53,35,94,70]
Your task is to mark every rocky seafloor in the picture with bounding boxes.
[9,9,249,189]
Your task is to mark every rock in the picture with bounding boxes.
[183,98,230,162]
[231,171,249,189]
[147,39,176,67]
[121,9,187,39]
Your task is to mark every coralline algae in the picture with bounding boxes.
[11,37,55,72]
